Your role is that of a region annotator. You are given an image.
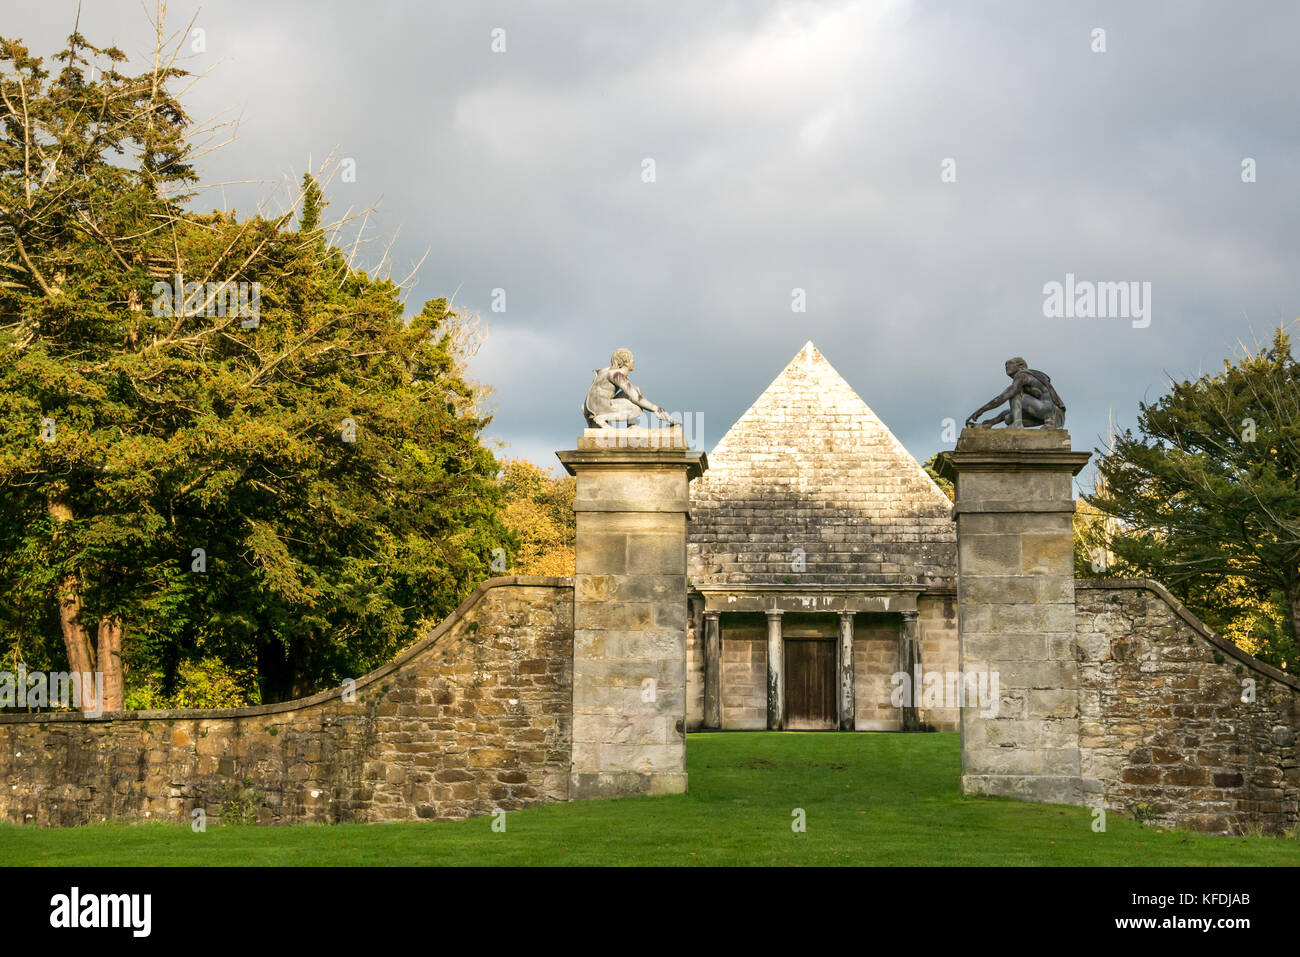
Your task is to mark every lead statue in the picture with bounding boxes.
[965,357,1066,429]
[583,348,675,428]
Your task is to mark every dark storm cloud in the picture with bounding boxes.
[9,0,1299,479]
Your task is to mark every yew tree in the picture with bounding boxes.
[1084,328,1300,670]
[0,28,509,707]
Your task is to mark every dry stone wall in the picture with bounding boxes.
[0,577,573,827]
[1077,580,1300,835]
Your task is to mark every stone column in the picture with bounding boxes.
[899,610,921,732]
[937,428,1090,805]
[557,427,707,800]
[765,610,784,731]
[838,611,855,731]
[702,611,722,730]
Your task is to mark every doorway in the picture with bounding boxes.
[784,638,836,730]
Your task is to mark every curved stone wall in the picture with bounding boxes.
[1077,579,1300,834]
[0,577,573,827]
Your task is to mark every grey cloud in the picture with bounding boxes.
[8,0,1299,483]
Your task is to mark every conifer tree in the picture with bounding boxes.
[0,26,510,707]
[1084,327,1300,670]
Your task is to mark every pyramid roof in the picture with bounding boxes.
[688,342,955,587]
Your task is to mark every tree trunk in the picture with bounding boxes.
[48,498,98,712]
[1288,585,1300,656]
[97,616,125,712]
[256,637,293,704]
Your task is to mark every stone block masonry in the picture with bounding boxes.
[9,390,1300,836]
[558,428,707,800]
[1076,580,1300,835]
[939,428,1091,806]
[940,427,1300,834]
[689,342,955,590]
[0,578,573,826]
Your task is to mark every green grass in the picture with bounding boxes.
[4,732,1299,865]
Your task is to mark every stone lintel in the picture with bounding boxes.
[693,585,923,615]
[960,427,1072,451]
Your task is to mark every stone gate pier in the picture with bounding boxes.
[938,428,1090,804]
[937,425,1300,833]
[557,428,707,800]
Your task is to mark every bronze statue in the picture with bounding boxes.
[583,348,675,428]
[965,357,1066,429]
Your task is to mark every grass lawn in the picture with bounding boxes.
[4,731,1299,866]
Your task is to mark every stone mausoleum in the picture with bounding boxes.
[685,342,959,733]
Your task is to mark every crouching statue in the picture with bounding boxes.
[965,357,1066,429]
[583,348,675,428]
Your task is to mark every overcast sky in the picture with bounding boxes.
[8,0,1299,486]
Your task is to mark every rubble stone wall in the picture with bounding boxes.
[1077,580,1300,835]
[0,577,573,827]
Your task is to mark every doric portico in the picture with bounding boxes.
[558,427,707,799]
[694,584,926,731]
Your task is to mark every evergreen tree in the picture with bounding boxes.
[0,29,510,707]
[298,173,324,237]
[1084,327,1300,670]
[923,453,954,502]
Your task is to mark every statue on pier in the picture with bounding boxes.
[583,348,675,428]
[965,357,1066,429]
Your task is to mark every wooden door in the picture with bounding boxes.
[784,639,836,730]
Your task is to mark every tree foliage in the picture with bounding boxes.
[923,453,954,502]
[1081,327,1300,670]
[0,27,510,707]
[497,459,575,576]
